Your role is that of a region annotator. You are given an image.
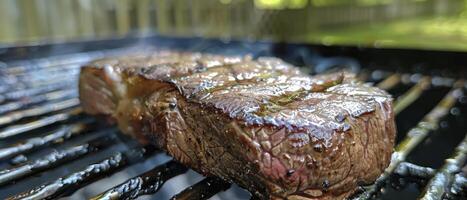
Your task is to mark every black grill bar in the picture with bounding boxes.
[419,133,467,199]
[0,83,76,103]
[6,145,158,200]
[0,108,82,139]
[0,98,79,126]
[0,48,140,79]
[0,89,77,115]
[450,173,467,197]
[376,73,401,91]
[388,162,437,191]
[169,177,232,200]
[91,160,188,200]
[0,135,114,186]
[371,71,456,88]
[0,49,127,76]
[6,153,127,200]
[393,76,431,115]
[0,122,90,161]
[393,162,436,181]
[0,77,77,95]
[1,63,81,78]
[0,48,196,92]
[353,81,463,200]
[1,53,98,75]
[6,69,79,84]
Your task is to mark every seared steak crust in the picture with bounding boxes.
[79,51,396,200]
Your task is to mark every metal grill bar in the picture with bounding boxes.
[169,177,232,200]
[450,173,467,197]
[393,162,436,181]
[0,84,76,104]
[2,53,98,75]
[0,50,126,76]
[0,108,82,139]
[420,133,467,199]
[0,78,76,95]
[388,162,437,192]
[16,69,79,78]
[1,63,80,77]
[376,73,401,91]
[0,89,77,115]
[6,68,79,83]
[353,81,463,200]
[6,153,127,200]
[91,160,188,200]
[393,76,431,115]
[0,122,89,161]
[6,145,158,200]
[2,79,77,96]
[0,135,113,186]
[0,48,142,79]
[0,99,79,127]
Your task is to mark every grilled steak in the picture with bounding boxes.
[79,51,396,200]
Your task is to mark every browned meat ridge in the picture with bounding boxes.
[79,51,396,200]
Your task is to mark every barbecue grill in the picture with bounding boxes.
[0,36,465,200]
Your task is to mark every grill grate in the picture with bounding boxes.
[0,40,465,200]
[7,153,127,200]
[0,135,114,186]
[420,133,467,199]
[92,160,188,200]
[353,81,464,200]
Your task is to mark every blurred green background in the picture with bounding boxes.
[1,0,467,51]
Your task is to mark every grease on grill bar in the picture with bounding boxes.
[6,153,127,200]
[0,81,75,96]
[9,69,79,85]
[0,122,90,160]
[451,173,467,197]
[2,54,92,75]
[0,49,123,76]
[0,107,83,139]
[420,133,467,199]
[0,89,77,115]
[0,98,80,126]
[393,76,431,115]
[0,135,113,186]
[170,177,232,200]
[5,145,158,200]
[91,160,188,200]
[376,73,401,91]
[353,80,464,200]
[2,63,81,77]
[392,162,436,183]
[0,83,76,104]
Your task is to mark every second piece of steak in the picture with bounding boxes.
[79,51,396,200]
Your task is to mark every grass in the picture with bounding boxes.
[305,15,467,51]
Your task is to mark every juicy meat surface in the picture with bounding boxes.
[79,51,396,200]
